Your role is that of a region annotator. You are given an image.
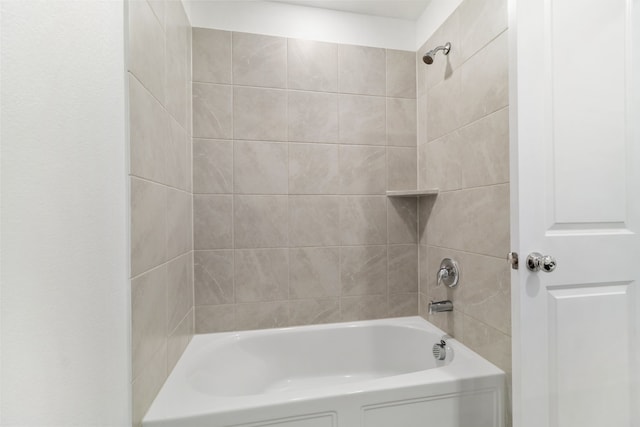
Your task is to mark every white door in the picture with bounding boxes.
[510,1,640,427]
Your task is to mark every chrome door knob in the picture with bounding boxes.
[526,252,557,272]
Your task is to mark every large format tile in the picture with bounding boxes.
[387,98,417,147]
[339,145,386,195]
[422,11,461,90]
[459,0,508,62]
[289,196,340,247]
[460,107,510,188]
[389,292,418,317]
[131,178,167,276]
[232,32,287,88]
[290,247,340,299]
[387,197,418,244]
[167,308,193,373]
[164,0,190,129]
[193,139,233,194]
[234,87,287,141]
[463,315,512,374]
[166,253,193,334]
[193,195,233,250]
[386,49,416,99]
[340,196,387,245]
[288,39,338,92]
[235,249,289,303]
[234,195,288,248]
[166,117,189,191]
[459,31,509,127]
[132,341,167,426]
[192,83,233,139]
[129,0,165,103]
[234,140,288,194]
[387,147,417,191]
[388,244,418,293]
[340,245,387,296]
[235,301,289,330]
[338,95,386,145]
[129,75,168,184]
[288,91,338,143]
[289,143,340,194]
[289,298,341,326]
[194,250,234,305]
[131,265,167,380]
[338,44,386,96]
[192,28,232,84]
[427,71,462,141]
[341,295,388,321]
[195,304,235,333]
[422,131,463,191]
[166,187,191,259]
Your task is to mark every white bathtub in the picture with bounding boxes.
[144,316,506,427]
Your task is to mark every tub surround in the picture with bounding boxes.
[144,317,505,426]
[192,29,420,332]
[416,0,511,393]
[128,0,194,424]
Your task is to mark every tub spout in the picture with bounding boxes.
[428,300,453,314]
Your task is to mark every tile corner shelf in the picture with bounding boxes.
[386,189,439,197]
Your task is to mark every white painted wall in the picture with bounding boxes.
[0,1,130,425]
[415,0,464,49]
[184,0,417,50]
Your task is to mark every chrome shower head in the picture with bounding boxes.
[422,42,451,65]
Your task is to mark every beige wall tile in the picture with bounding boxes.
[459,0,507,62]
[192,28,232,84]
[340,196,387,245]
[340,245,387,296]
[339,145,386,195]
[131,265,167,380]
[460,107,510,188]
[387,147,417,191]
[290,298,341,326]
[289,196,340,247]
[129,0,165,103]
[387,98,417,147]
[389,292,418,317]
[146,0,165,27]
[338,45,386,96]
[166,118,189,191]
[167,253,193,333]
[422,131,463,191]
[167,308,193,373]
[234,195,288,248]
[193,139,233,194]
[427,72,462,141]
[233,32,287,88]
[290,247,340,299]
[386,49,416,99]
[338,95,386,145]
[194,250,234,306]
[289,143,340,195]
[388,197,418,244]
[131,178,167,277]
[195,304,236,333]
[165,0,190,129]
[235,248,289,302]
[130,75,169,184]
[288,39,338,92]
[235,301,289,330]
[459,31,509,127]
[288,91,338,143]
[132,342,167,426]
[234,87,287,141]
[193,83,233,139]
[341,295,388,321]
[234,140,288,194]
[388,244,418,293]
[193,195,233,249]
[166,187,192,259]
[463,314,512,374]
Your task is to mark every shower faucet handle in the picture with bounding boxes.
[436,258,459,288]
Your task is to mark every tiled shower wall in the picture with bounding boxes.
[128,0,193,424]
[417,0,511,377]
[191,29,420,332]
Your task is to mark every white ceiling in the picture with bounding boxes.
[270,0,432,21]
